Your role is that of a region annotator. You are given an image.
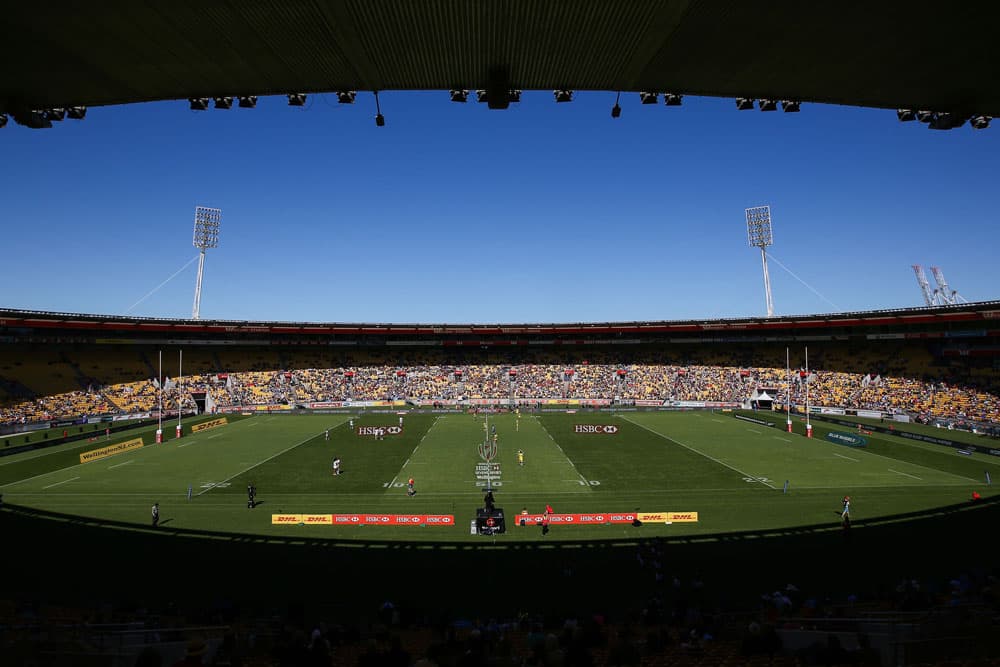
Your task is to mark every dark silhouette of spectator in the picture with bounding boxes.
[134,646,162,667]
[170,638,207,666]
[819,634,850,666]
[606,626,641,666]
[852,633,881,666]
[384,635,411,667]
[305,628,329,667]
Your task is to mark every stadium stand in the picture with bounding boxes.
[2,336,1000,427]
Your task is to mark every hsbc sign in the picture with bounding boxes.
[573,424,619,435]
[356,426,403,436]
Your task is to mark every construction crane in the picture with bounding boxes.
[912,265,935,306]
[913,264,966,306]
[930,266,966,305]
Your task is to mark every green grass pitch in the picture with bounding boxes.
[2,411,996,542]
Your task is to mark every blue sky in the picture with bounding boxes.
[2,92,997,323]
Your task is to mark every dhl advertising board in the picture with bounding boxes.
[80,437,144,463]
[272,514,455,526]
[191,417,228,433]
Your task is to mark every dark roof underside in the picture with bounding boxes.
[2,1,998,115]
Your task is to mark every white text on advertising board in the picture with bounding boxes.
[356,426,403,436]
[573,424,619,434]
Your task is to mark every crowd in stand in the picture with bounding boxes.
[2,360,999,428]
[2,549,996,667]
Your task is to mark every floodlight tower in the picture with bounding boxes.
[746,205,775,317]
[191,206,221,320]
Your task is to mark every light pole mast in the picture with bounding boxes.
[746,205,775,318]
[192,206,221,320]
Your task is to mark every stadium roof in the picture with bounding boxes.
[2,302,998,337]
[2,1,998,118]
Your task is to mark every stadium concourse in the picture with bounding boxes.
[1,303,999,432]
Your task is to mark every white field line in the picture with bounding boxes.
[774,437,792,442]
[537,419,590,486]
[711,419,725,424]
[14,480,974,500]
[387,417,439,489]
[747,429,763,435]
[0,442,93,467]
[42,476,79,490]
[833,452,860,462]
[195,428,326,496]
[2,468,79,488]
[108,460,135,469]
[831,441,979,483]
[0,417,259,470]
[888,468,922,480]
[624,416,776,489]
[175,414,269,447]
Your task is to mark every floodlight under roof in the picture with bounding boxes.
[66,106,87,119]
[758,99,778,112]
[916,110,935,123]
[639,92,658,105]
[0,113,7,128]
[189,98,210,111]
[336,91,356,104]
[450,89,469,103]
[780,100,800,112]
[508,90,522,103]
[13,110,52,128]
[736,97,755,111]
[970,115,991,130]
[663,93,683,106]
[896,109,916,122]
[287,93,307,106]
[554,89,574,103]
[929,113,965,130]
[214,97,233,109]
[237,96,257,108]
[45,108,66,122]
[374,90,385,126]
[475,90,488,103]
